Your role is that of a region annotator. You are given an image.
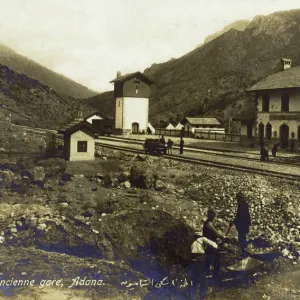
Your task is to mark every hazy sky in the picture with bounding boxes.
[0,0,299,92]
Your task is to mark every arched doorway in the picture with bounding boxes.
[258,123,264,143]
[266,123,272,140]
[280,124,289,148]
[132,122,139,133]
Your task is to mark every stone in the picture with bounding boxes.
[37,223,47,231]
[0,170,14,188]
[155,180,167,191]
[59,202,69,208]
[123,181,131,189]
[0,236,5,244]
[118,172,130,183]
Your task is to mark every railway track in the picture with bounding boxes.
[96,142,300,183]
[16,124,300,181]
[99,136,300,167]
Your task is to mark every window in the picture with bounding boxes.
[262,95,270,112]
[77,141,87,152]
[134,80,140,94]
[281,94,289,112]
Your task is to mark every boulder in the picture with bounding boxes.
[0,170,14,188]
[155,180,167,191]
[118,172,130,183]
[122,181,131,189]
[130,163,157,189]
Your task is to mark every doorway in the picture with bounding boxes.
[280,124,289,148]
[258,123,264,142]
[266,123,272,140]
[247,123,253,138]
[132,122,139,134]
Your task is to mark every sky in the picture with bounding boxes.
[0,0,299,92]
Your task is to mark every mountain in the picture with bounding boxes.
[85,9,300,128]
[85,91,115,118]
[0,44,96,99]
[144,9,300,126]
[203,20,251,45]
[194,20,251,49]
[0,64,93,129]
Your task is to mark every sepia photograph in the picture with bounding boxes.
[0,0,300,299]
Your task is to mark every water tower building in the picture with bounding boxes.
[110,71,154,134]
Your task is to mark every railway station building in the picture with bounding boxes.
[110,71,154,134]
[246,58,300,148]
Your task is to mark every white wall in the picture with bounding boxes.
[123,97,149,131]
[115,98,123,129]
[69,130,95,161]
[86,115,104,124]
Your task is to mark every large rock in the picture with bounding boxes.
[130,163,157,189]
[0,170,14,188]
[155,180,167,191]
[26,166,45,186]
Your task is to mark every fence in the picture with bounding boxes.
[155,128,241,141]
[194,130,241,142]
[155,128,183,137]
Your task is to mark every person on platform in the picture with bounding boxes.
[272,143,280,158]
[160,135,165,145]
[264,144,269,162]
[167,138,173,154]
[202,209,227,287]
[232,191,251,256]
[260,143,266,162]
[179,137,184,154]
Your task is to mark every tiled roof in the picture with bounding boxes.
[184,117,221,125]
[247,65,300,92]
[58,120,99,135]
[110,71,154,84]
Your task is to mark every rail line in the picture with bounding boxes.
[96,142,300,183]
[99,136,300,167]
[16,124,300,180]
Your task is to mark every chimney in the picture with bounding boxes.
[117,71,122,78]
[282,58,292,70]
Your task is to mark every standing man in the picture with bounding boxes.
[202,209,227,287]
[260,143,265,162]
[167,138,173,154]
[160,135,165,145]
[264,144,269,162]
[233,191,251,257]
[179,137,184,154]
[272,143,279,158]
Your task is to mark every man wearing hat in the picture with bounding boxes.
[232,191,251,256]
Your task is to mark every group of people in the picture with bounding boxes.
[260,142,280,162]
[189,191,251,300]
[159,135,185,155]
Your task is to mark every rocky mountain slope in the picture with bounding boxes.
[87,9,300,127]
[0,43,96,99]
[202,19,251,45]
[0,64,93,128]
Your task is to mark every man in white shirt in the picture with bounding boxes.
[188,235,218,300]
